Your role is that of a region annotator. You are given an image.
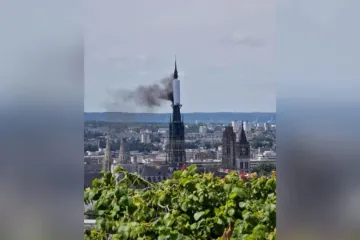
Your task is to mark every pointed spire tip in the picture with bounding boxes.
[173,56,178,79]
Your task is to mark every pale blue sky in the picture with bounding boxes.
[85,0,275,113]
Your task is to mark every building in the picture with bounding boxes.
[236,121,250,172]
[199,126,207,134]
[221,121,250,172]
[141,133,151,144]
[221,126,236,167]
[207,123,216,130]
[243,121,250,132]
[118,138,131,164]
[185,150,195,161]
[158,128,168,134]
[250,150,276,168]
[194,150,216,161]
[231,120,239,132]
[167,59,186,165]
[84,156,103,165]
[131,156,137,164]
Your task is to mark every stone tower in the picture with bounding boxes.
[102,134,112,172]
[236,121,250,172]
[118,138,130,164]
[221,126,236,167]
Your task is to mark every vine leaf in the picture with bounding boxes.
[194,211,205,221]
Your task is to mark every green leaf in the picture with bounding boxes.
[181,202,188,212]
[97,210,106,216]
[231,187,246,198]
[190,222,197,230]
[239,202,247,208]
[120,195,131,206]
[229,192,237,199]
[164,217,175,227]
[194,211,205,221]
[242,211,251,220]
[270,203,276,212]
[158,193,167,203]
[181,170,189,177]
[112,234,121,240]
[187,165,197,174]
[216,217,224,225]
[88,191,96,201]
[180,179,191,186]
[227,208,235,217]
[224,184,231,192]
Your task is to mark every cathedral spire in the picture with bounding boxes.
[239,121,248,144]
[173,56,178,79]
[103,132,112,172]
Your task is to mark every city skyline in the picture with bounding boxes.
[85,0,275,113]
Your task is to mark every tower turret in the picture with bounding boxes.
[118,138,130,164]
[237,121,250,172]
[222,125,236,167]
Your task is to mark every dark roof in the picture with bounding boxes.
[197,166,219,173]
[224,125,234,133]
[120,164,138,173]
[140,165,170,176]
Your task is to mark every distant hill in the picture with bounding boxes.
[84,112,276,124]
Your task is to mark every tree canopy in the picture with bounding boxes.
[84,166,276,240]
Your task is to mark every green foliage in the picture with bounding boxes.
[251,163,276,176]
[84,166,276,240]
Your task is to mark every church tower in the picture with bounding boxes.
[221,126,236,167]
[236,121,250,172]
[118,138,130,164]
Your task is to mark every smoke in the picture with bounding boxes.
[105,74,174,112]
[126,74,174,106]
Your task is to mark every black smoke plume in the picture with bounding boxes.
[105,74,175,111]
